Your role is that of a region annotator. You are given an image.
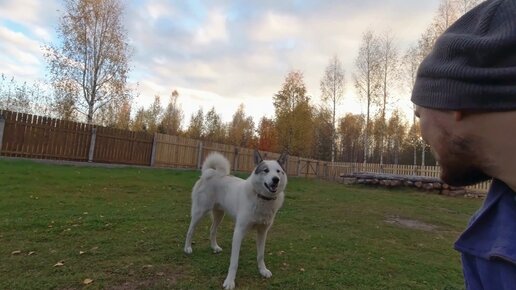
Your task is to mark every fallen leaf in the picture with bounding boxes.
[83,278,94,285]
[79,251,85,255]
[142,265,153,269]
[300,268,305,272]
[54,261,65,267]
[28,251,36,256]
[11,250,21,255]
[156,272,165,276]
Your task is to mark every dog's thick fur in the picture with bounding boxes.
[184,151,288,289]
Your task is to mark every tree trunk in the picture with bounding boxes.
[331,98,336,163]
[421,142,426,167]
[87,103,94,124]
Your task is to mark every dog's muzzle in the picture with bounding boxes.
[264,177,280,193]
[264,183,277,193]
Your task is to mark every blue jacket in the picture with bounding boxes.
[455,179,516,289]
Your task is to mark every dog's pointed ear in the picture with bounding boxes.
[254,150,263,165]
[277,151,288,168]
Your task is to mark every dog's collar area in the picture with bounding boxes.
[257,193,277,201]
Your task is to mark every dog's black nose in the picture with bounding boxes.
[272,177,279,184]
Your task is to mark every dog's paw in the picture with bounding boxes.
[212,245,223,254]
[223,279,235,289]
[259,268,272,278]
[184,246,193,254]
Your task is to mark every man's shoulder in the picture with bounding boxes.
[455,179,516,264]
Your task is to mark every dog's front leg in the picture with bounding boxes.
[223,223,247,290]
[256,225,272,278]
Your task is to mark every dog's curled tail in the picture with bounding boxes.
[201,152,231,178]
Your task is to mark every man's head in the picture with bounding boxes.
[411,0,516,186]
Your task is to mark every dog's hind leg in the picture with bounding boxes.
[184,206,208,254]
[256,225,272,278]
[210,209,225,253]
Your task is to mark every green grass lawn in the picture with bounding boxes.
[0,159,482,290]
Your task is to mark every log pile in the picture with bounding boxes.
[340,172,469,197]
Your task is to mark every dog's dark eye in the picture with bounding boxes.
[277,170,280,173]
[264,169,269,173]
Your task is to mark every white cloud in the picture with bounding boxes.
[0,0,59,41]
[249,12,301,43]
[0,26,44,79]
[0,0,442,123]
[194,9,228,45]
[145,0,175,20]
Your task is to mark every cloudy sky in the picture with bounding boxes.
[0,0,440,125]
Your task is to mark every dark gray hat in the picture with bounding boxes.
[411,0,516,110]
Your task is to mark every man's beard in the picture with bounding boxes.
[435,134,491,186]
[440,159,491,186]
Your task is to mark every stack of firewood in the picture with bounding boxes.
[341,172,469,197]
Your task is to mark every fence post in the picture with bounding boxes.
[88,127,97,162]
[0,115,5,154]
[297,158,301,176]
[150,133,158,167]
[233,147,239,173]
[197,141,203,169]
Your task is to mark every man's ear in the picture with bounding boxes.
[253,150,263,165]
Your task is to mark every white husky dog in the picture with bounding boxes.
[184,150,288,289]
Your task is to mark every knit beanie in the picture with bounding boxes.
[411,0,516,110]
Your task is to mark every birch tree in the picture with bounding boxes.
[353,30,381,164]
[204,107,226,143]
[457,0,482,14]
[378,31,399,165]
[145,95,163,133]
[402,45,424,166]
[320,55,345,162]
[160,90,184,136]
[45,0,131,124]
[186,108,205,140]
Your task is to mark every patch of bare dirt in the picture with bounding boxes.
[385,216,436,231]
[108,266,184,290]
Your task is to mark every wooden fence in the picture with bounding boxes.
[0,109,491,193]
[94,127,153,165]
[0,110,92,161]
